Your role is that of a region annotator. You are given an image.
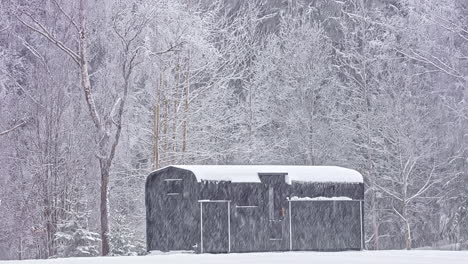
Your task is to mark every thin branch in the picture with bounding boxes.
[16,35,51,74]
[0,120,28,136]
[5,73,46,109]
[374,182,403,202]
[108,98,122,127]
[147,42,186,56]
[424,12,468,42]
[16,12,80,64]
[112,16,127,47]
[407,162,436,202]
[391,202,408,223]
[52,0,80,32]
[395,47,466,81]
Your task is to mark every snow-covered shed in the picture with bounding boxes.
[145,165,364,253]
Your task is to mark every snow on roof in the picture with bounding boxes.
[154,165,363,184]
[289,196,354,201]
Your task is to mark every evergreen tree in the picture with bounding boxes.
[110,214,146,256]
[54,203,100,258]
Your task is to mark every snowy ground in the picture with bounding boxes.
[2,251,468,264]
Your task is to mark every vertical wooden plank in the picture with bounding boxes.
[200,202,203,253]
[228,201,231,253]
[289,200,292,251]
[360,200,364,250]
[268,186,274,220]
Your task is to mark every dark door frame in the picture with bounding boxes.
[199,200,231,253]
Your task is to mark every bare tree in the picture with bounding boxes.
[15,0,150,255]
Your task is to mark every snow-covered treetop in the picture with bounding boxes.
[154,165,363,184]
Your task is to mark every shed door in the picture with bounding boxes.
[201,202,229,253]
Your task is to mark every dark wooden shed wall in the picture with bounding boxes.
[291,201,362,250]
[290,182,364,200]
[145,167,200,251]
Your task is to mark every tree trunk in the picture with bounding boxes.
[372,192,379,250]
[181,53,190,156]
[99,160,110,256]
[153,104,160,169]
[406,224,412,250]
[403,205,412,250]
[173,57,181,153]
[18,237,22,260]
[153,72,163,169]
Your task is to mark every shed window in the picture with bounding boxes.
[164,179,183,195]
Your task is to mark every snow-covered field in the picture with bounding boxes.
[2,251,468,264]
